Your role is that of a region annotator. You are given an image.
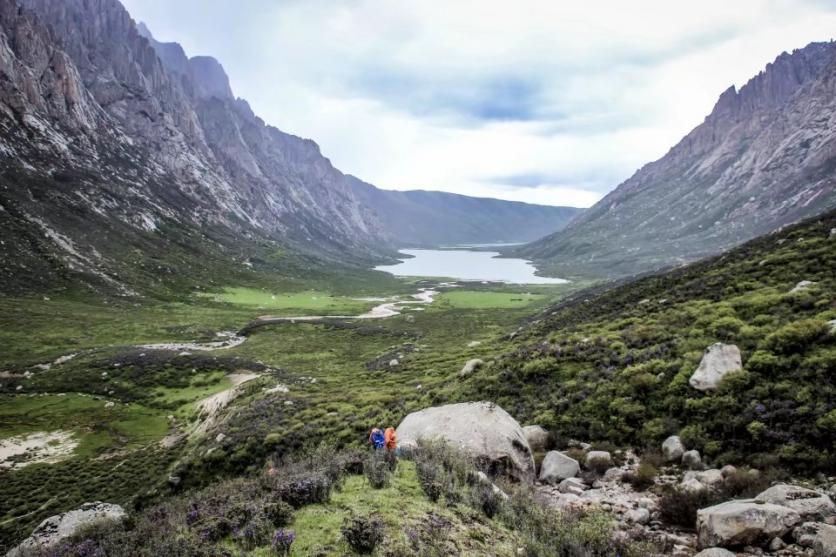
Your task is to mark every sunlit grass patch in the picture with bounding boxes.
[436,290,546,309]
[198,287,376,314]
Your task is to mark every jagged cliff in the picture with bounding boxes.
[519,42,836,278]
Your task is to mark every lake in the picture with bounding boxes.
[375,249,568,284]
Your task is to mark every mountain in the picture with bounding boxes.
[518,41,836,278]
[350,178,581,247]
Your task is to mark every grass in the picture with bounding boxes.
[435,290,546,309]
[197,287,378,315]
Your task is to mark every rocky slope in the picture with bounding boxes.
[519,41,836,278]
[350,177,581,247]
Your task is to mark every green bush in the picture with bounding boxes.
[341,514,384,554]
[764,319,828,354]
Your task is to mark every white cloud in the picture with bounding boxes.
[121,0,836,207]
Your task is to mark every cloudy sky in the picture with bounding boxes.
[121,1,836,208]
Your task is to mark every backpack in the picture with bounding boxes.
[371,429,385,449]
[384,427,397,450]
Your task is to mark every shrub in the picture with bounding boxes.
[764,319,828,354]
[271,529,295,556]
[341,514,384,554]
[363,451,392,489]
[718,468,770,498]
[586,456,611,475]
[623,461,657,492]
[471,483,505,519]
[274,473,332,508]
[263,501,293,527]
[658,486,717,528]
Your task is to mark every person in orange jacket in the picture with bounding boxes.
[383,427,398,470]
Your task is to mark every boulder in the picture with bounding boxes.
[662,435,685,462]
[7,502,126,556]
[626,507,651,525]
[685,469,725,489]
[682,450,703,470]
[697,500,801,548]
[756,484,836,521]
[585,450,612,469]
[689,343,743,391]
[539,451,580,484]
[720,465,737,478]
[396,401,535,483]
[795,522,824,547]
[522,425,549,453]
[694,549,736,557]
[558,477,587,496]
[459,358,484,377]
[790,280,817,293]
[681,477,709,493]
[814,523,836,557]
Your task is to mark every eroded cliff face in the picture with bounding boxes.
[0,0,391,294]
[521,42,836,278]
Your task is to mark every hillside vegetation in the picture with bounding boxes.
[465,209,836,472]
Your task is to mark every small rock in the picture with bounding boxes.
[104,401,114,409]
[790,280,817,293]
[540,451,580,483]
[694,548,736,557]
[682,450,703,470]
[167,475,181,487]
[215,433,226,443]
[459,358,484,377]
[626,507,651,525]
[663,435,686,462]
[721,465,737,478]
[794,522,823,547]
[558,477,588,496]
[681,477,708,493]
[769,536,786,551]
[389,359,399,367]
[603,467,624,482]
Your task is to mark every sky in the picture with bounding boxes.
[120,1,836,208]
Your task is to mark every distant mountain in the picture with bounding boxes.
[350,178,581,247]
[0,0,577,295]
[518,42,836,278]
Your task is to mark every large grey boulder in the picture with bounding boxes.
[682,449,703,470]
[539,451,580,484]
[756,484,836,521]
[7,502,126,556]
[663,435,685,462]
[522,425,549,453]
[396,401,535,483]
[697,500,801,548]
[694,548,736,557]
[814,523,836,557]
[689,343,743,391]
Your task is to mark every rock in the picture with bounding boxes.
[681,477,709,493]
[721,465,737,478]
[769,536,786,551]
[697,500,801,548]
[522,425,549,453]
[389,359,399,367]
[603,467,624,482]
[795,522,824,547]
[828,320,836,334]
[689,343,743,391]
[396,401,535,483]
[7,502,126,556]
[459,358,484,377]
[215,433,226,443]
[167,475,181,487]
[756,484,836,521]
[558,477,587,496]
[814,523,836,557]
[685,469,725,489]
[663,435,686,462]
[585,450,612,469]
[539,451,580,484]
[626,507,651,525]
[695,548,736,557]
[475,471,509,500]
[682,450,703,470]
[790,280,817,293]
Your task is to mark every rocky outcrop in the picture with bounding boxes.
[539,451,580,483]
[689,344,743,391]
[755,484,836,521]
[396,401,535,483]
[815,524,836,557]
[7,502,126,556]
[518,41,836,278]
[522,425,549,453]
[696,500,801,548]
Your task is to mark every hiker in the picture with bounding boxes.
[384,427,398,470]
[369,427,385,450]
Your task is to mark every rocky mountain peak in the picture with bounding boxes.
[189,56,233,100]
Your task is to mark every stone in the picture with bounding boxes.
[694,549,736,557]
[795,522,824,547]
[756,484,836,521]
[626,507,651,525]
[814,523,836,557]
[697,500,801,548]
[585,450,612,469]
[721,465,737,478]
[522,425,549,453]
[215,433,226,443]
[790,280,817,293]
[681,477,709,493]
[539,451,580,484]
[7,502,126,556]
[396,401,535,483]
[389,359,399,367]
[663,435,686,462]
[685,469,725,489]
[603,467,624,482]
[682,450,703,470]
[558,477,587,496]
[769,536,786,551]
[459,358,484,377]
[690,343,743,391]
